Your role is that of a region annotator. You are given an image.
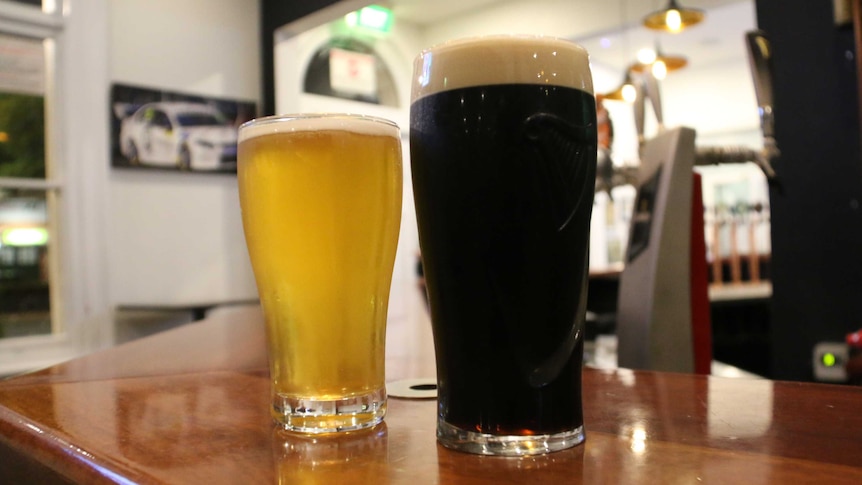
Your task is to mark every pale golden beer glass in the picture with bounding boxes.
[238,114,402,433]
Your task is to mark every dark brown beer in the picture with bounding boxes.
[410,38,596,454]
[411,83,595,436]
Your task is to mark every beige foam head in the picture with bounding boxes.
[411,35,593,103]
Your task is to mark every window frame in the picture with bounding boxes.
[0,0,111,375]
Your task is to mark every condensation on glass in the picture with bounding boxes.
[0,31,52,339]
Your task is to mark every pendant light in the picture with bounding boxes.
[603,1,639,103]
[630,44,688,80]
[602,65,639,103]
[643,0,705,33]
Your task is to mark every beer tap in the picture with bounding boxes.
[595,92,638,198]
[634,67,664,148]
[599,31,778,190]
[594,68,659,197]
[601,30,781,192]
[595,148,639,198]
[693,31,779,185]
[748,202,763,283]
[747,30,779,179]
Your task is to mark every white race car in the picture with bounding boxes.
[119,102,237,171]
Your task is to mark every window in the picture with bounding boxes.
[5,0,42,6]
[0,29,55,341]
[0,189,50,339]
[0,0,107,375]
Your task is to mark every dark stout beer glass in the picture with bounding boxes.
[409,36,596,455]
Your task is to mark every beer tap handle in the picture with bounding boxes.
[633,71,663,154]
[746,30,780,182]
[642,70,664,132]
[747,30,774,140]
[691,29,781,184]
[634,78,646,148]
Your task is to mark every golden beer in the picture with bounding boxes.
[238,114,402,433]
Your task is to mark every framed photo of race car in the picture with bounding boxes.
[110,84,256,173]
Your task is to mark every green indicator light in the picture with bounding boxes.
[822,353,837,367]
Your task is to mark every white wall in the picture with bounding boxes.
[105,0,760,309]
[108,0,260,305]
[421,0,628,48]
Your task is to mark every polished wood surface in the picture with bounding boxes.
[1,306,862,484]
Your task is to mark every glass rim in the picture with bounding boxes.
[416,34,588,59]
[410,34,593,102]
[239,112,399,132]
[238,113,400,143]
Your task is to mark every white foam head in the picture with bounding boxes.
[411,35,593,103]
[239,113,399,143]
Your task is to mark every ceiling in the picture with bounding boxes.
[388,0,505,26]
[577,1,756,73]
[387,0,755,72]
[389,0,749,30]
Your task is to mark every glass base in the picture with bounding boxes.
[437,420,585,456]
[272,388,386,434]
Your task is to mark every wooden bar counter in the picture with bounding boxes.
[1,306,862,484]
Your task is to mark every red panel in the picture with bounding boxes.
[690,173,712,374]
